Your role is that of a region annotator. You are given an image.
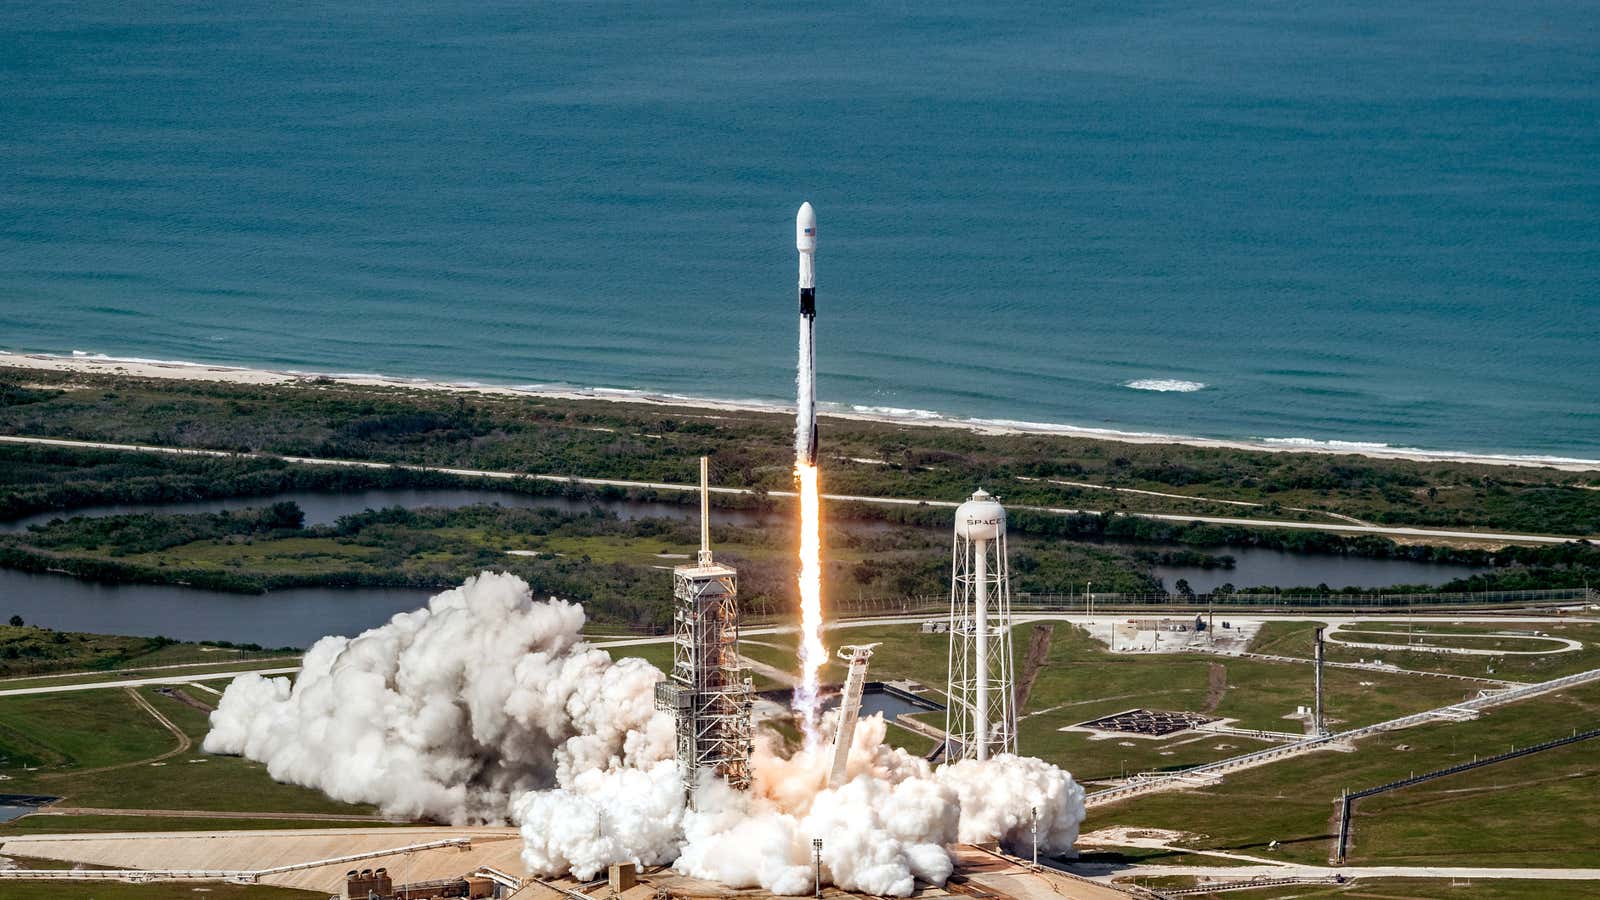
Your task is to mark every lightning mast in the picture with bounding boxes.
[946,489,1017,761]
[654,457,754,806]
[1313,626,1327,736]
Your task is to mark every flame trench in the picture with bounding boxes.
[793,461,827,746]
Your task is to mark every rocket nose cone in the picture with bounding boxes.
[796,202,817,250]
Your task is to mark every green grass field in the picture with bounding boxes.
[1089,682,1600,868]
[0,685,382,819]
[0,690,175,771]
[0,623,292,679]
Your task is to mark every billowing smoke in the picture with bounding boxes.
[203,572,669,823]
[205,574,1085,895]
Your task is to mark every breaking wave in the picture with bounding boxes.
[1124,379,1206,393]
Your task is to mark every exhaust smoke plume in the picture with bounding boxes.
[793,461,827,746]
[205,574,1085,895]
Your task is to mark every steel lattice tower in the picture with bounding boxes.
[654,459,753,806]
[945,489,1017,761]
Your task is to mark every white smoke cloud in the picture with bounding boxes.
[205,573,1086,895]
[203,572,666,824]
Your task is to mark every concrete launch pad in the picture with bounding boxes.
[0,828,1141,900]
[0,826,526,894]
[529,846,1139,900]
[1069,708,1218,738]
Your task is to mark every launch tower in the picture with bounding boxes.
[654,458,754,806]
[945,489,1017,761]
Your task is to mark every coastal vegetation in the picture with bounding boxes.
[2,368,1597,537]
[1,503,1160,626]
[0,623,293,678]
[1,370,1596,626]
[5,498,1595,629]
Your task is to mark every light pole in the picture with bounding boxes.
[1030,806,1039,866]
[813,838,823,898]
[1086,581,1093,623]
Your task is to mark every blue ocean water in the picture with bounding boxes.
[2,2,1597,459]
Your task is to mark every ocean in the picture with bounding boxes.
[2,2,1596,461]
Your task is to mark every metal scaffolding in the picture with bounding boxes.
[653,458,753,806]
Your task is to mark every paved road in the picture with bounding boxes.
[3,434,1591,545]
[0,667,300,697]
[0,656,300,687]
[1323,621,1583,656]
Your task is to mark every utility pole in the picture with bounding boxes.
[1086,581,1093,623]
[813,838,823,898]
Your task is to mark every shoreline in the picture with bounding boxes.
[3,350,1597,473]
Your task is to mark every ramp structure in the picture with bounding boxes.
[829,644,880,787]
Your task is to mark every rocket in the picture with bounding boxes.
[796,202,818,465]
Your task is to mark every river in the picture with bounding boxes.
[0,489,1483,646]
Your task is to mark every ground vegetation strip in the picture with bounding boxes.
[3,367,1597,535]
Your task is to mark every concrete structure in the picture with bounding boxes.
[0,826,524,894]
[607,862,638,894]
[0,828,1142,900]
[343,868,497,899]
[946,489,1017,761]
[829,643,879,787]
[653,457,753,805]
[344,866,393,898]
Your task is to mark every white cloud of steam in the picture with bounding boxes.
[204,573,1086,895]
[203,572,668,824]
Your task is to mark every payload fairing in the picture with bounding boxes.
[796,202,818,464]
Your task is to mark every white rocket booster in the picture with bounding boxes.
[796,202,817,465]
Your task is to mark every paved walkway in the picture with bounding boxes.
[1324,621,1583,656]
[0,667,299,697]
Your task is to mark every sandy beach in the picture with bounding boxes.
[3,350,1597,473]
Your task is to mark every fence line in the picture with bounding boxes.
[1333,726,1600,862]
[1085,665,1600,808]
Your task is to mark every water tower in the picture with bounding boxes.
[945,489,1017,761]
